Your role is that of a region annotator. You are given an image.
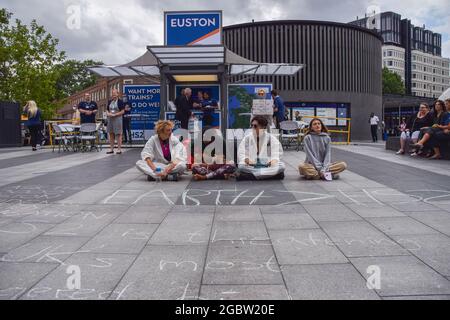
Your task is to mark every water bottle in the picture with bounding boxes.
[155,167,162,183]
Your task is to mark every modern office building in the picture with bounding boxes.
[350,12,450,99]
[223,20,383,140]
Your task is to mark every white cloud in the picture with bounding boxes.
[2,0,449,62]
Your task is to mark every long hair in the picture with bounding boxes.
[24,101,38,118]
[433,100,445,113]
[306,118,329,135]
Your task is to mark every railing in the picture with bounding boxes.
[301,115,351,145]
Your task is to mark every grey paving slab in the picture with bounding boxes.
[215,206,262,221]
[302,204,362,222]
[428,202,450,213]
[263,213,319,230]
[269,229,348,265]
[149,214,213,245]
[80,224,158,254]
[350,256,450,297]
[21,253,136,300]
[0,262,57,300]
[281,264,380,300]
[15,204,87,224]
[258,205,307,214]
[391,234,450,277]
[203,243,283,285]
[211,221,269,243]
[115,205,170,224]
[43,206,127,237]
[112,245,207,300]
[367,217,440,236]
[0,222,56,252]
[346,204,406,218]
[390,202,443,213]
[409,212,450,236]
[1,236,90,264]
[200,285,290,300]
[319,221,408,257]
[168,205,216,214]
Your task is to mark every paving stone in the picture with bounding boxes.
[319,221,408,257]
[215,206,262,221]
[383,295,450,300]
[258,205,307,214]
[282,264,380,300]
[115,206,170,224]
[302,204,362,222]
[80,224,158,254]
[269,229,348,265]
[347,204,406,218]
[43,206,126,237]
[263,213,319,230]
[0,262,58,300]
[111,245,207,300]
[367,217,440,236]
[390,202,443,212]
[168,205,216,214]
[0,222,56,252]
[203,243,283,285]
[350,256,450,297]
[391,234,450,277]
[409,212,450,236]
[211,221,269,243]
[1,236,90,264]
[21,253,136,300]
[149,214,213,245]
[200,285,290,300]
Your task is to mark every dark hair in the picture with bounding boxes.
[251,115,268,128]
[434,100,445,112]
[270,89,278,96]
[306,118,329,135]
[419,102,429,109]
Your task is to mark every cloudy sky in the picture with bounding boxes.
[2,0,450,64]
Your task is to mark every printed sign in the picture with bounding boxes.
[165,11,222,46]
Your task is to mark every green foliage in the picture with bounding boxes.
[0,8,102,119]
[382,67,405,95]
[229,86,257,129]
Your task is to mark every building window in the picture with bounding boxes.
[388,60,393,66]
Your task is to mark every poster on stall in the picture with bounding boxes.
[291,107,315,121]
[316,107,336,126]
[123,85,160,141]
[252,99,273,115]
[165,111,221,131]
[337,106,348,126]
[227,84,272,129]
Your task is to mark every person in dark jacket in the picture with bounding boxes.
[23,100,42,151]
[175,88,194,130]
[396,103,433,155]
[271,89,285,129]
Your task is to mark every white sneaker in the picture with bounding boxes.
[396,150,404,155]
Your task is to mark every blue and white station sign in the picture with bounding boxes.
[165,11,222,46]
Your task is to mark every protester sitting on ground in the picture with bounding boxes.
[136,120,187,181]
[299,118,347,180]
[192,154,236,181]
[396,103,433,155]
[412,100,449,157]
[236,115,285,180]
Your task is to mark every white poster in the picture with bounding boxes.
[316,108,336,126]
[252,99,273,115]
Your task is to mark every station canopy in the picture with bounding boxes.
[88,45,304,78]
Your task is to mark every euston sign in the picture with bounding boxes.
[165,11,222,46]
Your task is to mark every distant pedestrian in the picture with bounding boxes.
[271,89,286,129]
[23,101,42,151]
[78,93,98,124]
[106,89,125,154]
[369,112,380,142]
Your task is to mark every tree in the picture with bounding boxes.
[382,67,405,95]
[0,8,66,119]
[54,59,103,101]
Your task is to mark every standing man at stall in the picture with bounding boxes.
[271,89,285,129]
[78,93,98,124]
[175,87,194,130]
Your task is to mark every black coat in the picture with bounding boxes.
[175,95,193,129]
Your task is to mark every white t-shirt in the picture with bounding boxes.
[370,116,379,126]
